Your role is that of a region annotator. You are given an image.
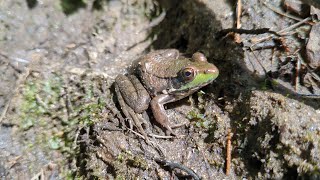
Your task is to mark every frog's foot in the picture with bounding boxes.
[150,94,180,136]
[127,109,150,142]
[163,125,177,136]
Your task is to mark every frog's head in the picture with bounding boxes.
[171,52,219,94]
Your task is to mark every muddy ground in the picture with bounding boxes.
[0,0,320,179]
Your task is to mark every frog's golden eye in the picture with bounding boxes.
[181,68,195,81]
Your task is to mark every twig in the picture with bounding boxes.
[30,168,44,180]
[263,2,304,22]
[235,0,242,43]
[148,133,174,139]
[155,158,200,180]
[0,100,11,123]
[126,127,166,157]
[171,122,188,129]
[8,155,22,168]
[226,128,232,175]
[0,52,24,73]
[277,17,311,35]
[216,28,279,39]
[249,47,268,75]
[35,94,49,110]
[66,91,74,116]
[295,57,301,92]
[251,17,311,45]
[298,59,320,82]
[126,127,174,139]
[236,0,242,29]
[73,128,81,148]
[105,100,125,124]
[126,127,146,140]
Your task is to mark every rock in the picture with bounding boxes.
[306,22,320,69]
[283,0,310,17]
[246,91,320,179]
[310,5,320,20]
[300,0,320,9]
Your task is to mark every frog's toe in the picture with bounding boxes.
[164,126,177,136]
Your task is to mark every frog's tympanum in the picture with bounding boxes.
[115,49,219,136]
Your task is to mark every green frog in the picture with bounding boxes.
[115,49,219,136]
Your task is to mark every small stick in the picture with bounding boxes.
[295,57,301,92]
[171,122,188,129]
[263,2,303,22]
[148,133,174,139]
[278,17,311,35]
[249,47,268,75]
[126,127,166,157]
[216,28,279,40]
[30,168,44,180]
[234,0,242,43]
[226,128,232,175]
[126,126,146,140]
[251,17,311,46]
[236,0,242,29]
[64,85,74,117]
[35,94,49,110]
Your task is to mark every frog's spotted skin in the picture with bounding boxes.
[115,49,219,136]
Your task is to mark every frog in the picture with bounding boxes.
[115,49,219,137]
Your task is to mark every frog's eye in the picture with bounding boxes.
[181,68,195,81]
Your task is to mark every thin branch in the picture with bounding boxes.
[226,128,232,175]
[251,17,311,45]
[234,0,242,43]
[263,2,305,22]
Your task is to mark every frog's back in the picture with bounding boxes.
[135,51,190,95]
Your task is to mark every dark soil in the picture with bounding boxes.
[0,0,319,179]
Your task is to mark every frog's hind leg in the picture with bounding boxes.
[115,74,150,113]
[115,83,149,142]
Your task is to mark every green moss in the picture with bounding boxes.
[117,151,148,171]
[49,136,62,150]
[60,0,87,15]
[187,109,211,129]
[16,74,113,178]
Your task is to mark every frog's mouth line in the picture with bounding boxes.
[177,73,217,92]
[169,77,216,96]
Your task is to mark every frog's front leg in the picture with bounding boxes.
[150,94,176,135]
